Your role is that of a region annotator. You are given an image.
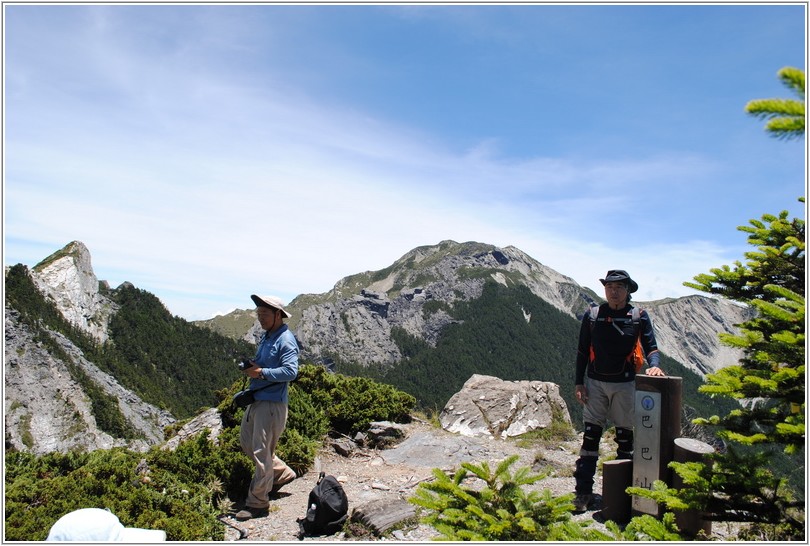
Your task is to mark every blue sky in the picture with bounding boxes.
[4,3,806,321]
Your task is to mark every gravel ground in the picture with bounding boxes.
[218,420,739,542]
[218,420,605,541]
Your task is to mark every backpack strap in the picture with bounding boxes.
[630,307,643,345]
[587,301,601,323]
[590,303,640,326]
[628,307,646,371]
[587,303,601,364]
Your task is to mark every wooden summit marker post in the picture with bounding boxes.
[631,375,682,517]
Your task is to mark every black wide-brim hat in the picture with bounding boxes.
[599,270,639,293]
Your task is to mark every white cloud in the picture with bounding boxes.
[5,75,741,320]
[5,5,794,321]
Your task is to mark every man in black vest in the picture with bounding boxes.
[572,270,664,513]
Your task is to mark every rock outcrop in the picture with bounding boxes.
[162,408,222,451]
[30,241,118,344]
[440,374,571,439]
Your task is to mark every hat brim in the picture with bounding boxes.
[599,278,639,293]
[250,295,292,318]
[119,527,167,542]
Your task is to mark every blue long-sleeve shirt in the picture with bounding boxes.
[249,324,299,403]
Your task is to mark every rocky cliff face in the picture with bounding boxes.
[31,241,118,344]
[5,241,176,455]
[4,308,174,455]
[286,240,748,377]
[642,297,750,375]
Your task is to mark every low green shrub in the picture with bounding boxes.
[4,447,223,541]
[409,455,612,541]
[286,383,330,441]
[294,364,416,434]
[5,364,416,541]
[276,427,321,477]
[409,455,691,542]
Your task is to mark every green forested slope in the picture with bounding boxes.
[103,284,255,417]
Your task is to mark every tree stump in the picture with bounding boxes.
[601,459,633,524]
[673,437,714,538]
[350,498,417,536]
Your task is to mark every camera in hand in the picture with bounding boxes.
[237,357,254,371]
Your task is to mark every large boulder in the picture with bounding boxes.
[440,374,571,439]
[161,408,223,451]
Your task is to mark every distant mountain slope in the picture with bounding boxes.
[284,241,599,369]
[640,297,750,375]
[202,240,749,380]
[194,308,256,341]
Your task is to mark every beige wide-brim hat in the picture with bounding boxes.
[46,508,166,542]
[250,294,292,318]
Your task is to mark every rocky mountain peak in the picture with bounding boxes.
[31,241,118,343]
[287,241,591,367]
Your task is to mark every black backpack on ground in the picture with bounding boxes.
[296,472,349,539]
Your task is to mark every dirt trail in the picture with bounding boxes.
[219,420,741,541]
[220,420,593,541]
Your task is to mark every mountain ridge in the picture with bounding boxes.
[209,240,748,380]
[5,239,749,454]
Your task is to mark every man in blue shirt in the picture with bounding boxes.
[235,295,299,521]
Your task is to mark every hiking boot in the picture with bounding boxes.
[234,506,268,521]
[572,493,592,513]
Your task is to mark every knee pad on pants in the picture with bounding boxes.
[615,427,633,459]
[581,422,603,453]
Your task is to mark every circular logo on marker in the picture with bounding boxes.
[641,395,655,411]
